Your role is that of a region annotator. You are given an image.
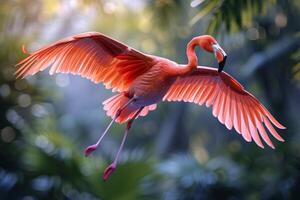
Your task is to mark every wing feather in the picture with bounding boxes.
[16,32,155,92]
[231,94,241,134]
[224,89,232,130]
[244,98,264,148]
[240,97,252,142]
[163,66,285,148]
[205,82,218,107]
[212,86,222,117]
[218,86,227,124]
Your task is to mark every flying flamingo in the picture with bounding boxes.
[16,32,285,180]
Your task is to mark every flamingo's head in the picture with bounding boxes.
[198,35,227,73]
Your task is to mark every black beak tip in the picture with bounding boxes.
[218,55,227,73]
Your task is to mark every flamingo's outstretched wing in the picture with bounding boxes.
[16,32,155,92]
[163,66,285,148]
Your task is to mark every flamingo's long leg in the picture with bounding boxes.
[84,96,136,156]
[103,106,144,181]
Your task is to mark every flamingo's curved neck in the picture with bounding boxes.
[177,38,199,75]
[187,38,199,69]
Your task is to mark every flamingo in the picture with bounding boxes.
[16,32,285,180]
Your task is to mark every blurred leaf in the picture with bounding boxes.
[191,0,277,34]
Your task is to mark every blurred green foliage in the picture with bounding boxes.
[191,0,277,33]
[0,0,300,199]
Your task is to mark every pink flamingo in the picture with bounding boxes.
[16,32,285,180]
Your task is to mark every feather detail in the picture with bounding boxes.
[16,32,155,92]
[163,66,285,148]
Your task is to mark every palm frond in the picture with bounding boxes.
[191,0,277,34]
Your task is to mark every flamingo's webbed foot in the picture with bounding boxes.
[84,144,98,157]
[103,163,117,181]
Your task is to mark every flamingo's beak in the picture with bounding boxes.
[212,43,227,73]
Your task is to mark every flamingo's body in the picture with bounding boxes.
[16,32,285,180]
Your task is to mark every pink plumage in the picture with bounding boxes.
[16,32,285,180]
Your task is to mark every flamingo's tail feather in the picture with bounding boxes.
[103,94,157,123]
